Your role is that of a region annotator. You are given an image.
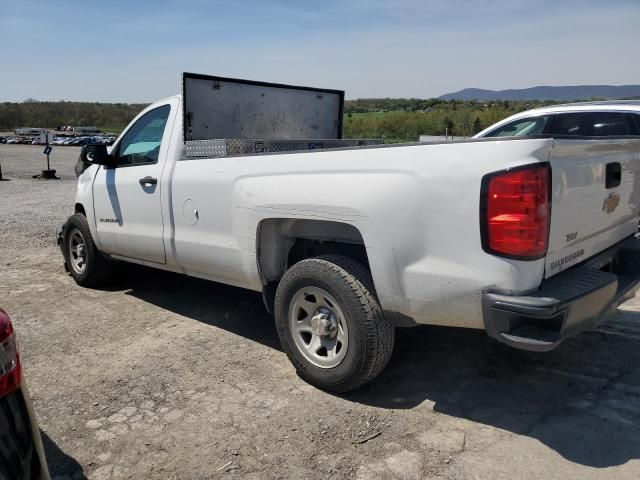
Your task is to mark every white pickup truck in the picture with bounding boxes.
[59,73,640,392]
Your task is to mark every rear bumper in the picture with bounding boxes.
[0,383,50,480]
[483,236,640,352]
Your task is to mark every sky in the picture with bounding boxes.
[0,0,638,102]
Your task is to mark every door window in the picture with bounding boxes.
[550,112,636,137]
[115,105,171,166]
[483,116,550,137]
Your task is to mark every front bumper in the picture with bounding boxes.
[483,236,640,352]
[57,222,69,272]
[56,221,66,249]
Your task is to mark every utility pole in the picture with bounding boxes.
[35,130,59,179]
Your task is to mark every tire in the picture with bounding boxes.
[274,255,394,392]
[63,213,112,287]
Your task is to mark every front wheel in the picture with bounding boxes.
[274,255,394,392]
[63,213,112,287]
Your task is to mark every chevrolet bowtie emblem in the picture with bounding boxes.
[602,192,620,214]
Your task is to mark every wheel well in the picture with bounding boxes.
[257,219,370,311]
[75,203,86,216]
[287,239,369,271]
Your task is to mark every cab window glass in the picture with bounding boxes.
[550,112,634,136]
[116,105,170,166]
[484,116,550,137]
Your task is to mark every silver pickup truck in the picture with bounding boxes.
[59,73,640,391]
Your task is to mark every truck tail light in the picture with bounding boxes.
[0,308,21,397]
[481,163,550,259]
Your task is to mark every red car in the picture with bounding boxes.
[0,308,50,479]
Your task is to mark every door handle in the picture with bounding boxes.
[139,176,157,186]
[605,162,621,189]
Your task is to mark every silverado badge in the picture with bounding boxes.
[602,192,620,214]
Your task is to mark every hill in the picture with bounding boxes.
[438,85,640,101]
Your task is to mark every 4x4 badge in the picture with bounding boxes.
[602,192,620,214]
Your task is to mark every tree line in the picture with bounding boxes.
[1,97,569,141]
[0,101,148,132]
[342,98,561,141]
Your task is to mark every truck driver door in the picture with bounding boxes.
[92,102,175,264]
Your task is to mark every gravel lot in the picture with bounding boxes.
[2,144,640,479]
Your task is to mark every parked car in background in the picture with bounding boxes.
[1,133,115,146]
[474,100,640,138]
[0,308,50,480]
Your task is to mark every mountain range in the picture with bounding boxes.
[438,85,640,101]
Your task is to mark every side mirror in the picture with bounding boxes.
[80,144,115,167]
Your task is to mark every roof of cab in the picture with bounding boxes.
[509,100,640,117]
[554,100,640,108]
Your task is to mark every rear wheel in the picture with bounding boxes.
[64,213,112,287]
[274,255,394,392]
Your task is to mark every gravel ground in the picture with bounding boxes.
[2,144,640,479]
